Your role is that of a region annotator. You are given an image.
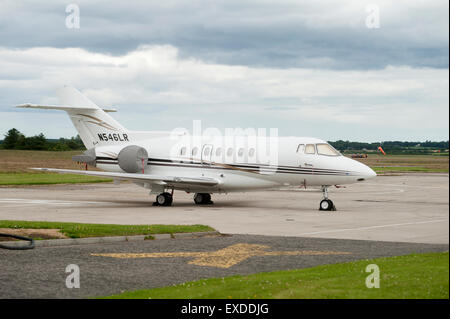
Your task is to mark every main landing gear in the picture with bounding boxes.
[153,192,173,206]
[153,191,213,206]
[194,193,213,205]
[319,186,336,211]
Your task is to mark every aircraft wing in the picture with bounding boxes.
[31,168,220,187]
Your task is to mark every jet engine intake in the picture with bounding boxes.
[117,145,148,173]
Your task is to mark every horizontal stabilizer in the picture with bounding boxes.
[16,104,117,112]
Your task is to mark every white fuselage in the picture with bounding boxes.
[19,87,377,210]
[93,134,376,194]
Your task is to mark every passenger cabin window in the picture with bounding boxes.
[238,148,244,157]
[249,148,255,157]
[227,148,233,157]
[216,148,222,157]
[296,144,305,153]
[305,144,316,154]
[192,147,198,156]
[316,143,341,156]
[203,147,211,157]
[180,147,186,156]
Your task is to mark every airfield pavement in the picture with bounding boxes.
[1,234,447,298]
[0,173,448,298]
[0,174,448,244]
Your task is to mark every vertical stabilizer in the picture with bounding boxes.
[17,87,129,148]
[59,87,128,148]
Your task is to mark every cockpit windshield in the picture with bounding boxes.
[316,143,341,156]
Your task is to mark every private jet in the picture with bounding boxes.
[17,87,376,210]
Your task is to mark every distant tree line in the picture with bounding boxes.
[0,128,448,154]
[329,140,449,154]
[0,128,85,151]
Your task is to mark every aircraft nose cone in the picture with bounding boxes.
[350,159,376,181]
[357,162,376,180]
[366,166,377,179]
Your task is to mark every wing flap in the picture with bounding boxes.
[30,168,219,187]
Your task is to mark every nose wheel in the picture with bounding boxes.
[319,186,336,211]
[320,199,335,211]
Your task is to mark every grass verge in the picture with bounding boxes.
[0,172,112,185]
[373,166,449,174]
[354,154,449,174]
[0,220,214,238]
[102,252,449,299]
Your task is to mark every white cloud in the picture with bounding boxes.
[0,45,448,141]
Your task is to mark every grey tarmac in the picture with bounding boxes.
[0,174,448,298]
[0,174,448,244]
[0,234,447,299]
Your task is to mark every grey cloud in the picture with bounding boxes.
[0,1,448,142]
[0,0,448,70]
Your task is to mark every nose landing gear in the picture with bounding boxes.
[319,186,336,211]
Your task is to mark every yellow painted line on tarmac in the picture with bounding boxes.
[91,243,351,268]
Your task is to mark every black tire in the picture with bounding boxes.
[194,193,203,205]
[156,194,167,206]
[164,193,173,206]
[194,193,212,205]
[156,192,173,206]
[319,199,335,211]
[203,193,211,203]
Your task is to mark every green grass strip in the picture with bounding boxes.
[372,166,448,173]
[102,252,449,299]
[0,220,214,238]
[0,172,112,185]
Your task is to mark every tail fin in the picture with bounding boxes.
[17,87,129,148]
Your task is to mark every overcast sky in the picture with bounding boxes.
[0,0,448,142]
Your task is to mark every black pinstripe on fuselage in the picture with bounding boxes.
[95,157,356,176]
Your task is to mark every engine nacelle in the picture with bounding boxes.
[117,145,148,173]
